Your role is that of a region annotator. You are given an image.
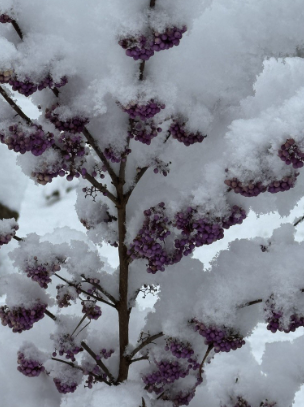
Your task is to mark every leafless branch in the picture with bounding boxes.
[0,85,32,125]
[199,344,213,379]
[11,20,23,40]
[81,341,116,383]
[45,309,57,321]
[128,332,164,360]
[84,172,117,205]
[81,274,118,305]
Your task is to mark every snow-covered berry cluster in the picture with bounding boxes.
[104,146,131,163]
[170,388,197,407]
[169,121,206,146]
[95,348,114,360]
[278,138,304,169]
[31,169,62,185]
[0,218,18,246]
[52,334,83,362]
[128,120,162,145]
[0,14,12,23]
[81,300,102,320]
[53,378,78,394]
[123,99,165,120]
[153,159,170,176]
[37,75,68,91]
[192,319,245,353]
[83,366,108,389]
[267,175,298,193]
[165,339,194,359]
[222,206,247,229]
[265,300,304,333]
[0,302,47,333]
[119,36,154,61]
[56,285,77,308]
[0,124,54,156]
[0,74,68,96]
[0,69,13,83]
[45,105,89,133]
[224,178,267,197]
[17,351,45,377]
[24,257,61,289]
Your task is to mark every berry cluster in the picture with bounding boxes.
[165,340,194,360]
[32,169,62,185]
[104,146,131,163]
[224,178,267,197]
[119,26,187,61]
[81,301,102,320]
[267,175,297,193]
[0,124,55,156]
[232,398,251,407]
[57,132,86,162]
[8,78,39,97]
[153,159,170,176]
[0,219,19,246]
[128,120,162,145]
[169,121,206,146]
[222,206,247,229]
[56,285,76,308]
[0,302,47,333]
[53,378,78,394]
[0,14,12,23]
[37,75,68,91]
[45,105,89,133]
[0,69,13,83]
[17,352,45,377]
[52,334,83,362]
[25,258,61,289]
[123,100,165,120]
[278,138,304,169]
[171,388,196,407]
[127,202,173,273]
[265,302,304,333]
[83,366,108,389]
[192,319,245,353]
[260,402,277,407]
[95,348,114,360]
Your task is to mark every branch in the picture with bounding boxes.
[199,344,213,379]
[0,85,32,125]
[84,172,117,205]
[150,0,156,8]
[81,341,116,383]
[294,216,304,227]
[82,127,118,185]
[130,355,149,364]
[13,235,24,242]
[139,60,146,81]
[128,332,164,360]
[54,273,116,308]
[11,20,23,40]
[81,274,118,305]
[45,309,57,321]
[125,166,149,203]
[238,298,263,309]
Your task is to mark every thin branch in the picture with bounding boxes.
[81,341,116,383]
[125,166,149,203]
[139,60,146,81]
[238,298,263,309]
[81,274,118,305]
[82,127,118,185]
[45,309,57,321]
[0,85,32,125]
[199,344,213,379]
[51,357,83,371]
[71,314,87,337]
[150,0,156,8]
[54,273,116,308]
[128,332,164,360]
[130,355,149,364]
[13,235,24,242]
[11,20,23,40]
[294,216,304,227]
[84,172,117,205]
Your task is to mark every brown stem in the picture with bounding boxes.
[84,172,117,205]
[125,166,149,203]
[199,344,213,379]
[238,299,263,309]
[81,274,118,305]
[11,20,23,40]
[45,309,57,321]
[54,273,116,308]
[0,85,32,125]
[129,332,164,360]
[13,235,24,242]
[294,216,304,227]
[130,355,149,364]
[150,0,156,8]
[139,61,146,81]
[81,341,115,383]
[82,127,118,184]
[70,314,87,337]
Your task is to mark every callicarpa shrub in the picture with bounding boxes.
[1,1,304,407]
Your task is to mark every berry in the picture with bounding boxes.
[169,121,206,146]
[0,302,47,333]
[17,352,45,377]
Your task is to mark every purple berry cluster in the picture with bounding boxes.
[192,319,245,353]
[53,378,78,394]
[57,132,86,162]
[0,219,18,246]
[222,206,247,229]
[25,259,61,289]
[153,159,170,176]
[267,174,298,193]
[8,77,39,97]
[233,398,251,407]
[56,285,76,308]
[174,208,224,255]
[81,301,102,320]
[17,352,45,377]
[265,301,304,333]
[95,348,114,360]
[0,14,12,23]
[224,178,267,197]
[32,169,61,185]
[0,74,67,96]
[169,121,206,146]
[171,388,196,406]
[37,75,68,91]
[104,146,131,163]
[278,138,304,169]
[128,120,162,145]
[53,334,83,362]
[84,366,108,389]
[165,340,194,359]
[0,124,55,156]
[45,105,89,133]
[127,202,173,273]
[0,302,47,333]
[123,100,165,120]
[119,26,187,61]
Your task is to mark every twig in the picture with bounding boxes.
[84,172,117,205]
[70,314,87,337]
[150,0,156,8]
[238,298,263,309]
[0,85,32,125]
[82,127,118,185]
[128,332,164,360]
[81,341,116,383]
[125,166,149,203]
[199,344,213,379]
[139,61,146,81]
[74,320,91,338]
[54,273,116,308]
[81,274,118,305]
[130,355,149,364]
[13,235,24,242]
[11,20,23,40]
[294,216,304,227]
[45,309,57,321]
